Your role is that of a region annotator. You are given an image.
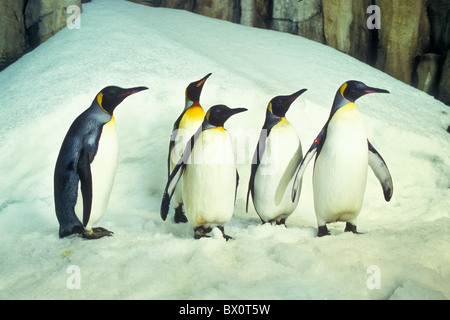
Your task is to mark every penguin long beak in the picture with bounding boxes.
[196,73,212,88]
[288,88,308,103]
[229,107,248,116]
[119,86,149,99]
[363,86,390,95]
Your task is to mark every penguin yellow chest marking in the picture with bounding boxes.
[171,105,205,168]
[179,106,205,130]
[333,103,360,121]
[327,103,366,147]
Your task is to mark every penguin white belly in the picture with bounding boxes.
[75,118,119,230]
[182,129,236,229]
[254,120,303,221]
[170,107,205,207]
[313,108,368,226]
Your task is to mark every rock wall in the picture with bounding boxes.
[25,0,83,49]
[375,0,430,84]
[0,0,27,71]
[1,0,448,105]
[0,0,83,71]
[130,0,450,106]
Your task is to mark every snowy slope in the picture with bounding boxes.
[0,0,449,300]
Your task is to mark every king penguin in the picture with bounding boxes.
[246,89,307,225]
[291,81,393,237]
[54,85,148,239]
[161,105,247,240]
[168,73,211,223]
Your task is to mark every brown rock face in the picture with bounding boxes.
[0,0,27,70]
[439,51,450,105]
[415,53,441,95]
[1,0,449,106]
[194,0,240,23]
[0,0,82,71]
[322,0,372,63]
[25,0,82,49]
[375,0,430,84]
[270,0,324,43]
[125,0,450,105]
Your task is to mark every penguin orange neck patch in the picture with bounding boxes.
[268,102,273,114]
[333,102,360,121]
[96,92,109,114]
[215,126,226,132]
[186,105,205,119]
[340,83,348,98]
[180,105,205,130]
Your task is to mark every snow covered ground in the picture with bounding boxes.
[0,0,449,300]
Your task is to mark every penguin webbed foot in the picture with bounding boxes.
[317,225,331,237]
[344,222,363,235]
[275,218,287,226]
[194,226,212,240]
[194,226,233,241]
[174,206,188,224]
[83,227,113,240]
[263,218,287,227]
[317,223,363,237]
[217,226,233,241]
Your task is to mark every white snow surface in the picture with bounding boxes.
[0,0,449,300]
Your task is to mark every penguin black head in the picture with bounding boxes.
[268,88,307,118]
[340,81,389,103]
[205,105,247,128]
[185,73,212,104]
[96,86,148,115]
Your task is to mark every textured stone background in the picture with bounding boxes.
[128,0,450,106]
[1,0,448,105]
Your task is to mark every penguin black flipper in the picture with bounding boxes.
[245,138,262,213]
[246,152,258,212]
[167,111,186,177]
[235,170,239,203]
[161,125,203,220]
[246,110,281,212]
[54,155,84,237]
[291,126,327,202]
[368,140,393,201]
[77,147,93,227]
[161,160,186,221]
